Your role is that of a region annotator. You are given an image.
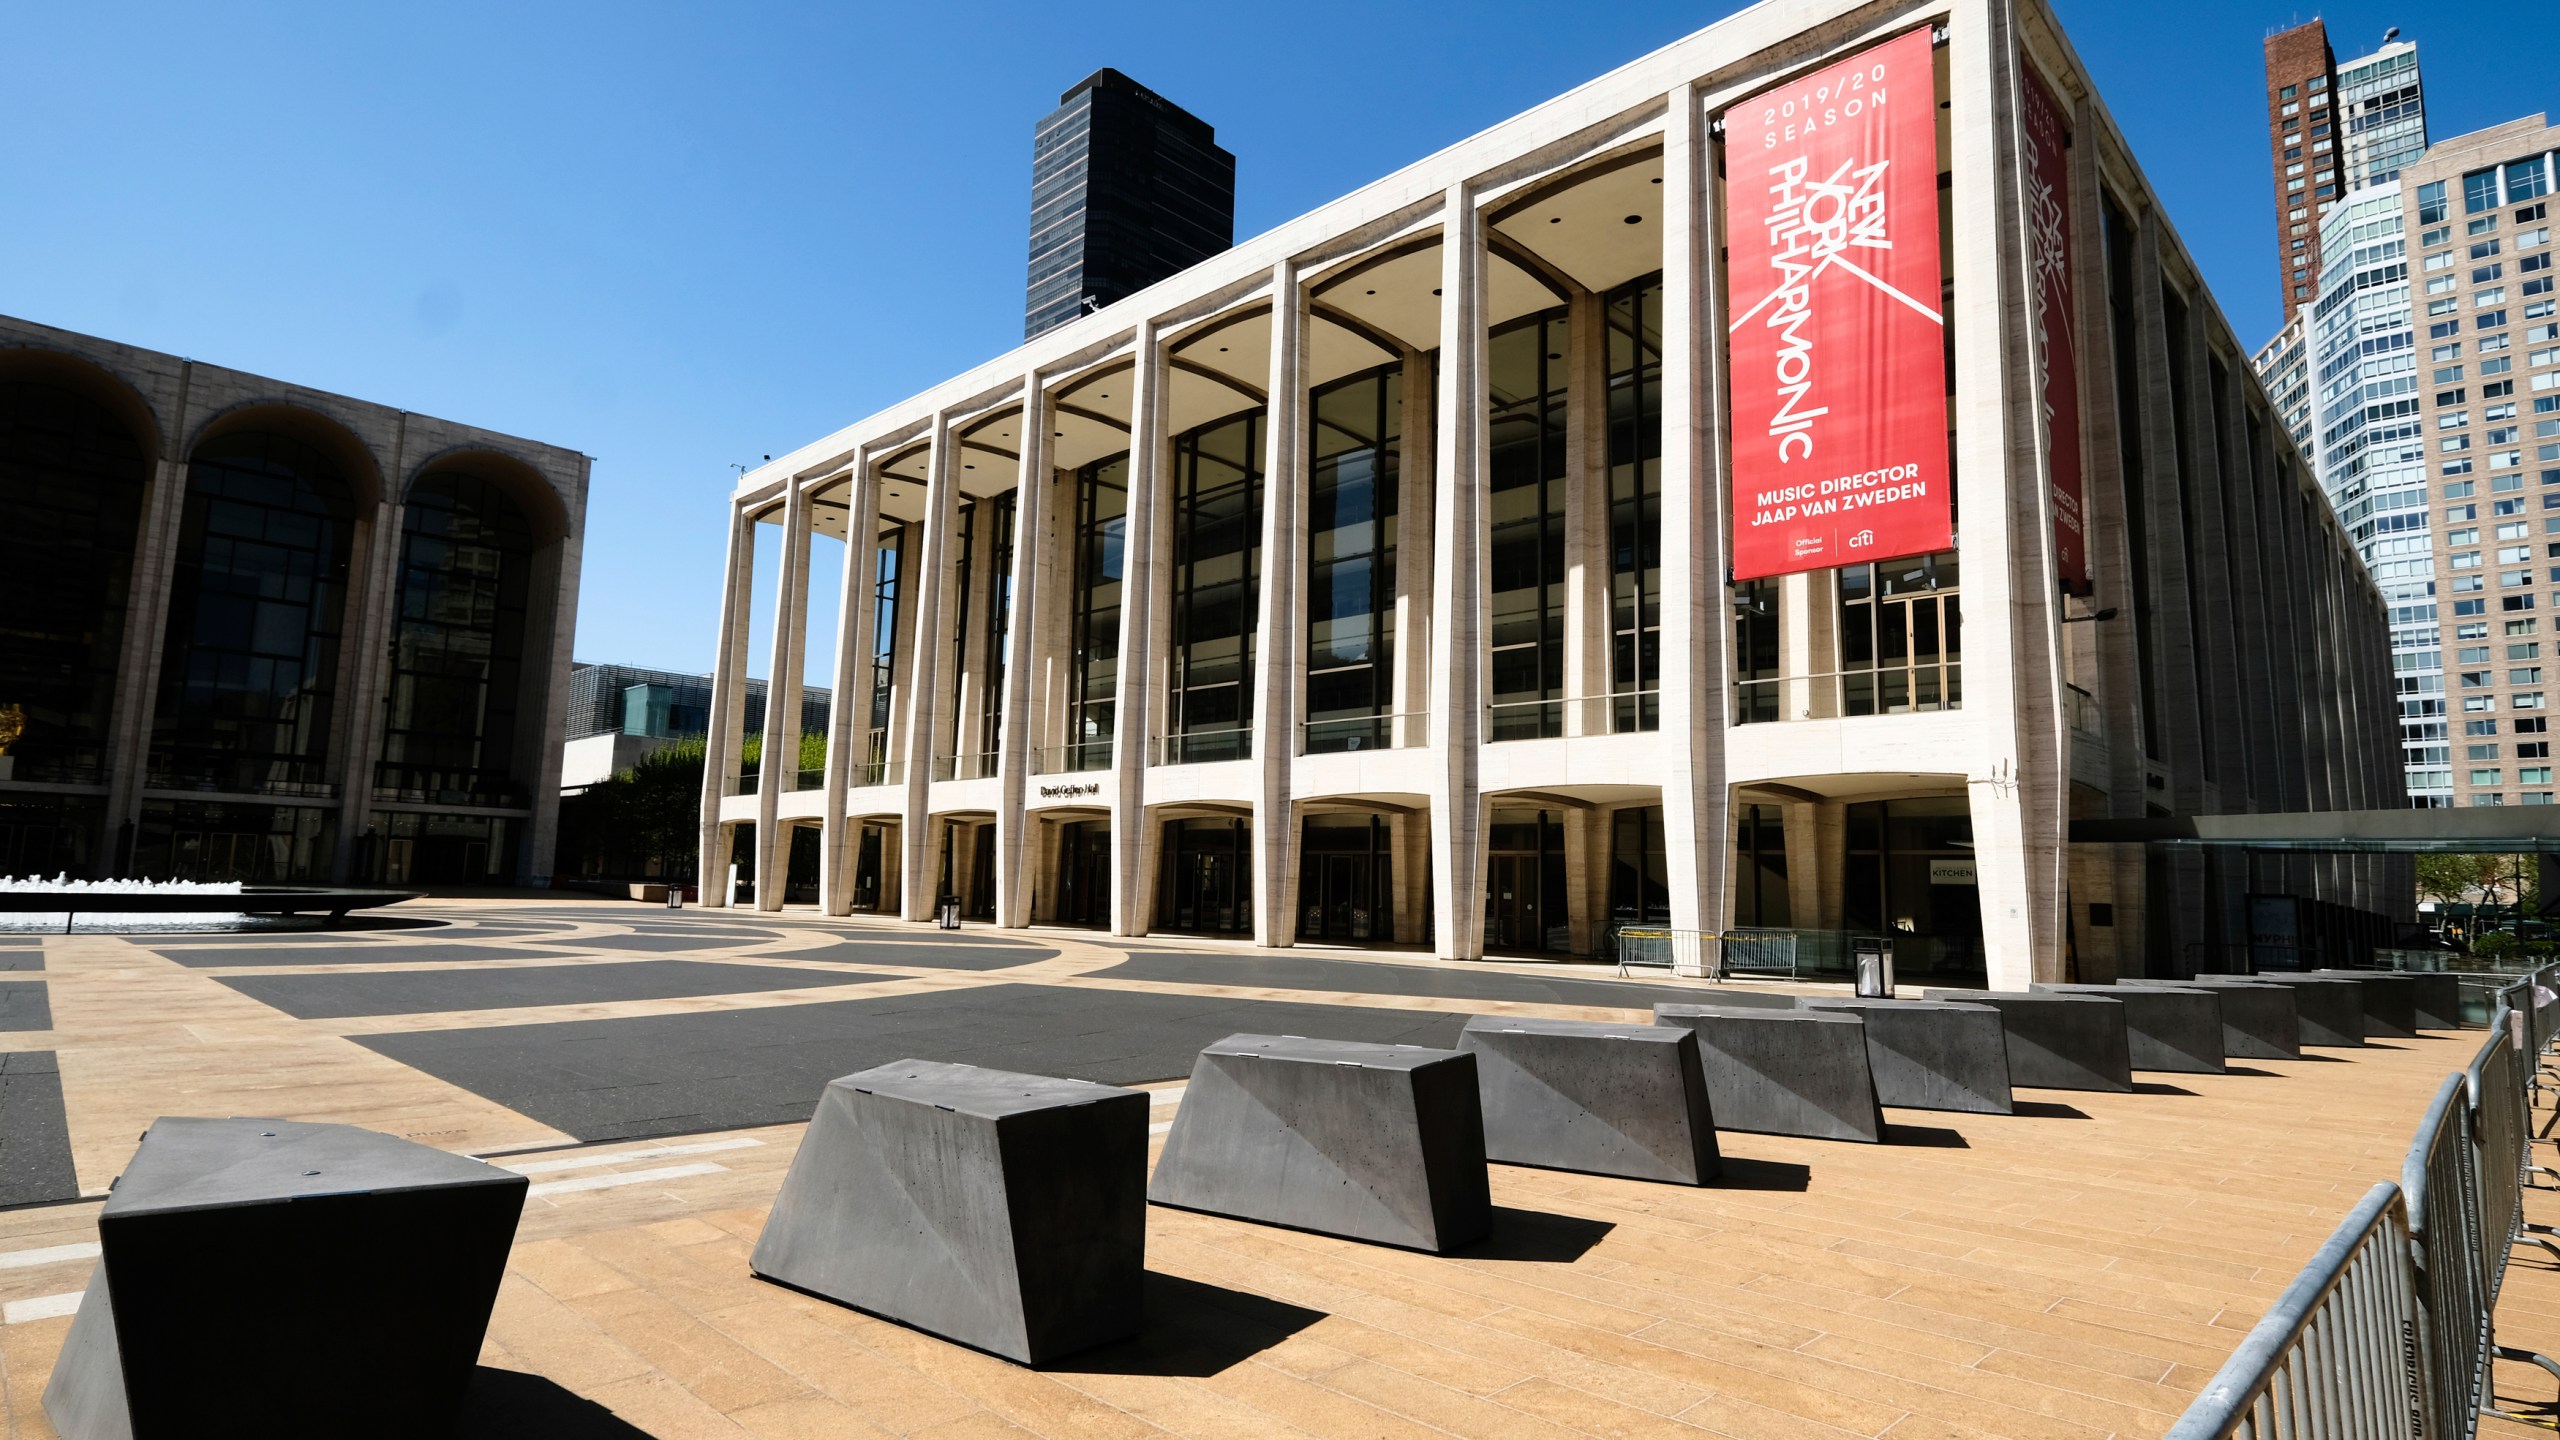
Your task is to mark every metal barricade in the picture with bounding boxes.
[2163,1183,2426,1439]
[2405,1073,2488,1440]
[1720,927,1800,979]
[2468,1028,2529,1303]
[1612,929,1714,979]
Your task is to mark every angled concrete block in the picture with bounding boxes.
[2244,975,2368,1046]
[42,1118,526,1440]
[2117,978,2300,1059]
[2405,973,2463,1031]
[1796,998,2013,1114]
[1147,1035,1490,1252]
[1650,1005,1882,1142]
[2033,984,2224,1074]
[1918,990,2133,1092]
[1458,1016,1718,1184]
[2304,971,2419,1039]
[752,1060,1146,1364]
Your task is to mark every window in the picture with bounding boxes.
[2451,528,2482,545]
[2472,768,2504,785]
[2514,641,2543,659]
[2426,226,2454,248]
[1066,452,1128,770]
[1605,278,1663,733]
[1487,309,1571,741]
[2467,720,2500,736]
[2278,84,2297,100]
[374,472,536,810]
[1837,553,1962,717]
[2477,265,2508,284]
[2510,159,2553,203]
[2475,240,2505,260]
[2468,744,2500,760]
[2420,180,2450,225]
[2524,767,2555,784]
[2518,668,2546,685]
[2448,480,2478,498]
[1162,410,1264,763]
[2469,170,2505,214]
[1304,365,1402,754]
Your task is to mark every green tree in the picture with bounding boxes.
[2416,854,2490,907]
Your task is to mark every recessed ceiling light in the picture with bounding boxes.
[1623,214,1643,225]
[1549,216,1562,224]
[1218,346,1229,352]
[1433,287,1443,296]
[1547,352,1561,360]
[1054,431,1065,437]
[964,464,975,470]
[1651,177,1662,184]
[1100,392,1111,398]
[1365,289,1376,296]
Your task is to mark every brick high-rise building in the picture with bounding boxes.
[2264,21,2343,324]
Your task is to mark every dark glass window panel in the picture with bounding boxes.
[375,471,538,811]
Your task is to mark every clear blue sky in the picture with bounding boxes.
[6,2,2553,687]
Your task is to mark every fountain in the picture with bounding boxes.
[0,874,418,934]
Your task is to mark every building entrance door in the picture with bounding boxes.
[1485,854,1544,951]
[1297,814,1392,943]
[1056,821,1112,929]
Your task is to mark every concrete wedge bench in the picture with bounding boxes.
[751,1060,1147,1364]
[1460,1016,1718,1185]
[44,1118,527,1440]
[2404,972,2463,1031]
[2301,970,2420,1038]
[2032,983,2224,1073]
[2116,978,2300,1058]
[1651,1004,1882,1142]
[1794,997,2013,1114]
[1148,1034,1491,1253]
[2241,974,2367,1046]
[1919,990,2132,1092]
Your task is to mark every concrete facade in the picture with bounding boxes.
[0,313,588,887]
[701,0,2400,984]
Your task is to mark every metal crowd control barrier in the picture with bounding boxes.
[2171,989,2560,1437]
[1610,928,1803,981]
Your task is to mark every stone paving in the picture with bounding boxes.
[0,897,2550,1438]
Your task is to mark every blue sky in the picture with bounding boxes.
[5,1,2553,686]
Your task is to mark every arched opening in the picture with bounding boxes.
[370,469,540,885]
[140,426,359,881]
[0,370,153,876]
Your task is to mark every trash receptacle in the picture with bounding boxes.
[665,885,685,910]
[1853,937,1895,998]
[937,898,961,930]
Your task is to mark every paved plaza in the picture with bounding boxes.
[0,898,2553,1437]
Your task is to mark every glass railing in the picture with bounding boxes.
[1155,729,1251,765]
[849,758,905,788]
[1487,693,1659,741]
[1733,669,1965,724]
[932,752,998,782]
[2067,683,2103,736]
[793,767,827,791]
[1302,712,1427,754]
[1031,741,1114,774]
[730,771,759,797]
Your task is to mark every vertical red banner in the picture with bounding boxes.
[1724,27,1949,581]
[2021,60,2089,594]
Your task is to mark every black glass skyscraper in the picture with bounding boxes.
[1025,69,1235,340]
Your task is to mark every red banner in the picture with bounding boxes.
[1725,28,1949,580]
[2022,60,2089,594]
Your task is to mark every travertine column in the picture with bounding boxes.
[996,378,1051,929]
[898,415,961,920]
[1252,272,1308,947]
[1392,351,1437,748]
[1656,82,1732,973]
[1110,320,1169,936]
[100,363,196,876]
[697,502,758,906]
[1429,185,1491,961]
[753,480,813,910]
[333,415,408,881]
[1562,286,1609,737]
[820,459,879,915]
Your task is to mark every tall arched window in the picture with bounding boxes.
[378,472,536,805]
[0,380,149,784]
[151,429,356,795]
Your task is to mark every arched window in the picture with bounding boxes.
[0,380,149,784]
[377,472,536,806]
[151,429,355,796]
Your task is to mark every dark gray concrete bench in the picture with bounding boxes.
[44,1118,526,1440]
[2033,983,2224,1073]
[2239,975,2366,1046]
[2117,978,2300,1059]
[1919,990,2133,1091]
[1651,1005,1882,1142]
[1148,1034,1491,1252]
[2303,971,2420,1038]
[1459,1016,1718,1185]
[2405,972,2463,1030]
[1794,997,2013,1114]
[752,1060,1146,1364]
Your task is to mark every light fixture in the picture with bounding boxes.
[1623,214,1642,225]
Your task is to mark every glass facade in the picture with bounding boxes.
[1158,815,1250,933]
[1485,806,1568,953]
[150,431,355,806]
[2336,44,2425,190]
[1298,813,1393,943]
[1067,455,1128,770]
[1304,366,1400,753]
[1164,410,1262,762]
[0,380,148,789]
[864,527,903,782]
[1836,552,1961,715]
[1488,308,1571,740]
[980,492,1016,758]
[1607,806,1670,927]
[376,472,535,811]
[1606,278,1664,731]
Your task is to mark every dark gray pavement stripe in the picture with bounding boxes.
[0,1051,78,1207]
[216,960,896,1020]
[0,981,49,1031]
[1093,951,1793,1013]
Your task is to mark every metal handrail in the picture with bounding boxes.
[2405,1072,2487,1440]
[931,752,998,782]
[2164,1183,2423,1439]
[1301,712,1427,753]
[1030,742,1112,775]
[1154,729,1252,765]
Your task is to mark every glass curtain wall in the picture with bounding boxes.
[1608,806,1670,926]
[1165,411,1262,763]
[980,492,1017,758]
[1485,806,1569,953]
[150,431,356,804]
[862,527,904,783]
[1842,797,1985,982]
[1607,278,1664,731]
[1731,803,1790,926]
[1306,367,1400,753]
[1298,813,1393,942]
[1732,579,1781,722]
[1068,455,1128,770]
[375,473,535,813]
[1836,551,1962,714]
[0,381,148,789]
[943,501,976,775]
[1488,309,1570,740]
[1158,815,1250,933]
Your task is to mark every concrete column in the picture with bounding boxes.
[697,502,758,905]
[515,466,587,888]
[1562,286,1609,737]
[752,481,813,911]
[1392,808,1429,945]
[1252,269,1308,946]
[996,378,1051,929]
[333,416,408,882]
[1563,806,1600,955]
[100,363,196,875]
[1428,185,1491,961]
[1655,82,1732,968]
[1949,0,2069,991]
[953,490,997,774]
[820,459,878,915]
[1109,321,1169,937]
[1392,352,1437,748]
[899,415,961,920]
